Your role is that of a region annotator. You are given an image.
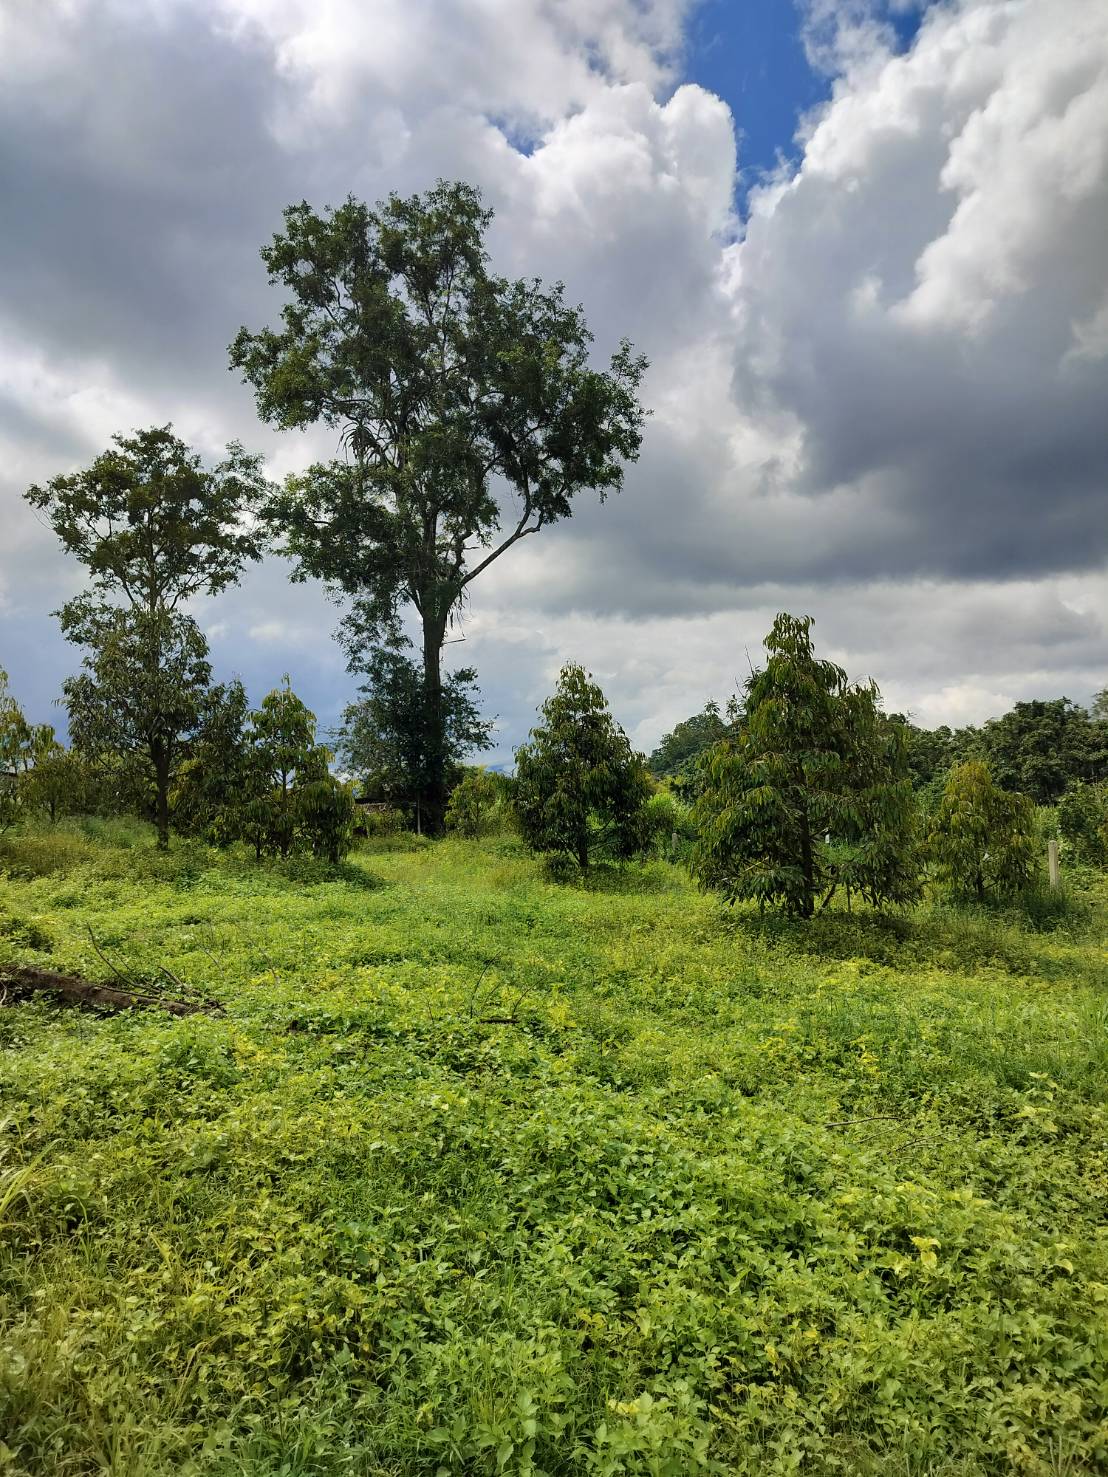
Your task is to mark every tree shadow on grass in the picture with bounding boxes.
[712,897,1106,985]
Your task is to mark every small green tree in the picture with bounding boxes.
[295,773,357,863]
[171,680,251,842]
[1057,782,1108,867]
[691,614,919,918]
[0,669,32,831]
[20,747,102,824]
[445,767,499,838]
[61,602,212,848]
[236,682,326,859]
[14,726,71,823]
[927,760,1036,901]
[219,682,353,862]
[513,665,652,874]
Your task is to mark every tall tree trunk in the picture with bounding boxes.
[421,610,449,836]
[152,744,170,851]
[577,831,590,874]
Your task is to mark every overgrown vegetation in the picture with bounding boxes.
[0,821,1105,1476]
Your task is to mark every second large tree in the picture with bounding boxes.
[231,180,647,832]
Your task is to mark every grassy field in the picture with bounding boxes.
[1,822,1106,1476]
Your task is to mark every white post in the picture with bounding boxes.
[1048,839,1060,889]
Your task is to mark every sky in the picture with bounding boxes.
[1,0,1106,766]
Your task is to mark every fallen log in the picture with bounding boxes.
[0,965,224,1018]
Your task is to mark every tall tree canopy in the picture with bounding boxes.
[26,425,268,613]
[691,614,919,918]
[231,180,648,832]
[974,698,1107,805]
[647,701,732,781]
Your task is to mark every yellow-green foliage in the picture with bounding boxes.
[0,826,1106,1475]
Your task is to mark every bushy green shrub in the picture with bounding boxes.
[514,665,652,874]
[927,760,1036,901]
[445,767,500,838]
[1057,781,1108,866]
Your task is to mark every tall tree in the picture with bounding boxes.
[231,181,648,832]
[513,664,652,874]
[26,425,269,847]
[691,614,919,918]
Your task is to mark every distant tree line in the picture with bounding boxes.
[651,685,1108,809]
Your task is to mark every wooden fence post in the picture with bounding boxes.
[1048,839,1060,889]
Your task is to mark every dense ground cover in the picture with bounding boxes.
[0,823,1106,1475]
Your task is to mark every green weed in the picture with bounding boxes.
[0,830,1105,1474]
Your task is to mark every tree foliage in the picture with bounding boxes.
[1057,782,1108,867]
[20,746,104,825]
[337,651,491,825]
[236,683,354,862]
[174,680,355,861]
[27,425,268,848]
[926,760,1036,901]
[647,701,732,782]
[444,766,502,838]
[61,603,213,849]
[171,681,252,843]
[691,614,919,918]
[1,669,33,831]
[26,425,268,612]
[974,698,1106,806]
[513,665,652,873]
[232,180,647,832]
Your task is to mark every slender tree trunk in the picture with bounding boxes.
[152,744,171,851]
[421,610,449,836]
[799,806,815,919]
[577,829,590,874]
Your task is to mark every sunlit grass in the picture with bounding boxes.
[0,825,1105,1474]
